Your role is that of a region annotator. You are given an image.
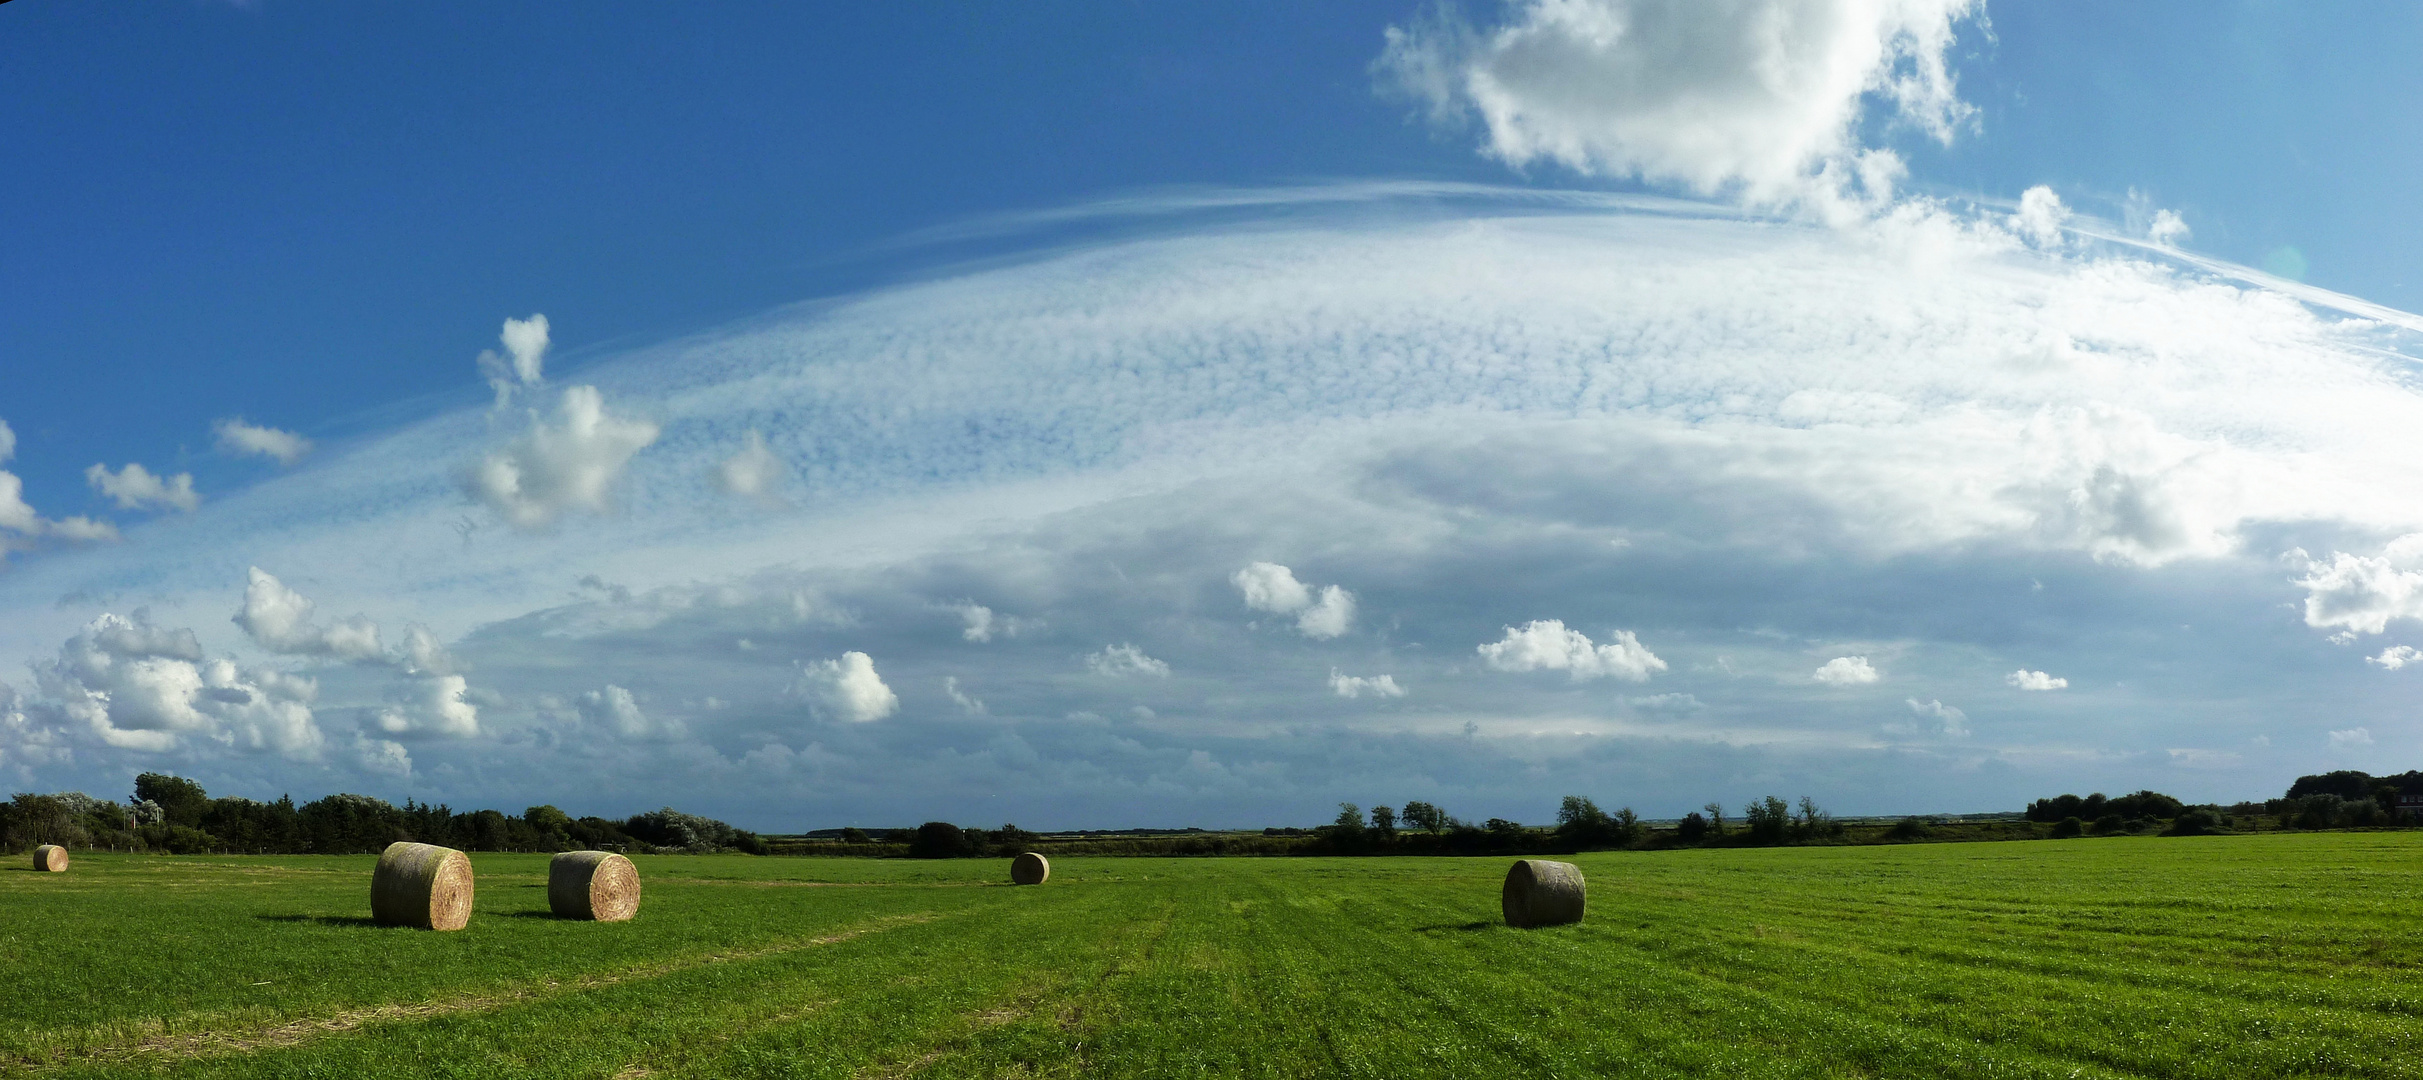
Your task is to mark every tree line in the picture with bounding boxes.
[0,773,767,856]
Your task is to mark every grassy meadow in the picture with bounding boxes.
[2,832,2420,1078]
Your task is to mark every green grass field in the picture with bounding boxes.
[3,832,2419,1078]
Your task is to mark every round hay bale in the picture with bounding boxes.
[548,850,641,921]
[33,845,68,873]
[371,841,474,931]
[1501,858,1585,928]
[1010,851,1049,886]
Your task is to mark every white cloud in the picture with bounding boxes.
[2005,669,2068,691]
[714,429,787,502]
[1377,0,1978,214]
[2148,209,2190,247]
[43,516,118,542]
[213,418,313,465]
[578,684,682,739]
[1478,619,1665,682]
[29,613,323,756]
[2367,646,2421,671]
[953,602,1039,643]
[943,675,986,715]
[477,313,551,408]
[2289,538,2423,636]
[2328,726,2374,749]
[353,733,412,777]
[464,384,661,528]
[1086,643,1171,678]
[0,418,13,464]
[1329,669,1407,699]
[397,625,457,676]
[233,567,384,661]
[1902,697,1970,738]
[1233,561,1312,613]
[375,673,480,739]
[86,462,200,513]
[796,651,899,722]
[1813,656,1879,685]
[1230,562,1355,638]
[2010,186,2070,250]
[1630,692,1703,713]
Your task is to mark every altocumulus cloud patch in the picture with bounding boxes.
[2,187,2422,825]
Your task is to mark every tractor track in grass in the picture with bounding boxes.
[2,912,944,1074]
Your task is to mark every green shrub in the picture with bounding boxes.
[1887,817,1933,841]
[2050,817,2084,839]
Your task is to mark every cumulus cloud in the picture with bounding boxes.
[796,651,899,722]
[713,429,787,503]
[2328,726,2374,749]
[464,385,661,529]
[1901,697,1970,738]
[1813,656,1879,685]
[953,602,1039,643]
[2009,186,2070,250]
[213,418,313,465]
[2289,538,2423,636]
[0,424,118,550]
[397,625,457,676]
[1377,0,1978,213]
[578,684,683,739]
[233,567,384,661]
[477,313,551,408]
[2148,209,2190,247]
[86,462,199,513]
[2367,646,2420,671]
[1231,562,1356,639]
[2005,669,2068,691]
[943,675,987,715]
[1086,643,1171,678]
[1328,669,1407,699]
[29,612,323,756]
[375,673,480,739]
[1478,619,1665,682]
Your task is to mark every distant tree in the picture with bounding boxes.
[2050,817,2084,839]
[1702,802,1726,837]
[1368,805,1396,843]
[2162,808,2221,836]
[839,827,872,844]
[908,821,975,858]
[1326,803,1368,852]
[134,774,211,829]
[2286,770,2377,801]
[1886,817,1932,841]
[1556,796,1614,845]
[3,794,87,849]
[1794,796,1841,840]
[1400,801,1447,835]
[1743,796,1791,845]
[2106,790,2183,821]
[525,805,573,840]
[1676,812,1710,842]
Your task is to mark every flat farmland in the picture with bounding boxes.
[3,833,2420,1078]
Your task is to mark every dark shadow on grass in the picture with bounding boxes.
[498,910,570,920]
[1412,921,1495,933]
[257,914,384,928]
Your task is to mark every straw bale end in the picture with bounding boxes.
[33,845,68,873]
[1010,851,1050,885]
[549,850,641,921]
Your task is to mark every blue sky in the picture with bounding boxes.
[4,1,2422,829]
